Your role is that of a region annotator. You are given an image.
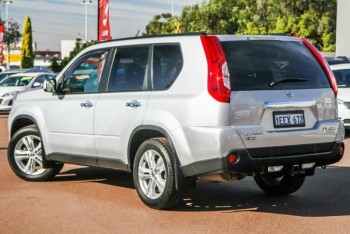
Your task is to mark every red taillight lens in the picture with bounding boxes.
[339,144,344,156]
[228,153,237,164]
[201,35,231,103]
[300,37,338,97]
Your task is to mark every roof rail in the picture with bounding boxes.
[97,32,207,45]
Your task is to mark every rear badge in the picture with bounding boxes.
[244,131,263,140]
[285,91,294,99]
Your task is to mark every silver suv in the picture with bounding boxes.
[7,34,345,209]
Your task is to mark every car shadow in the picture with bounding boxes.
[54,165,350,217]
[54,166,135,189]
[174,166,350,216]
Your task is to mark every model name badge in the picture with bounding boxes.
[321,126,338,131]
[244,131,264,137]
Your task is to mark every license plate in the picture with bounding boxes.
[273,111,305,128]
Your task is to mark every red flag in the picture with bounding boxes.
[98,0,112,42]
[0,24,4,66]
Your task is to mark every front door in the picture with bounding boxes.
[45,50,108,164]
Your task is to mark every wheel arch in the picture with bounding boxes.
[128,125,175,170]
[10,115,39,137]
[10,114,54,168]
[128,125,187,190]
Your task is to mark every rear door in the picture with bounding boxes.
[219,36,338,156]
[93,46,151,168]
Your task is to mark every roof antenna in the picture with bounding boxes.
[135,30,140,37]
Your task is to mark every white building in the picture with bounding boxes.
[61,40,76,58]
[336,0,350,57]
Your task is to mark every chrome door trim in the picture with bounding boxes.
[263,100,317,109]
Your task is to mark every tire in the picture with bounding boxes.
[254,174,306,196]
[133,138,181,209]
[8,125,64,181]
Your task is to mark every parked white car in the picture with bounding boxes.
[331,64,350,129]
[0,72,55,111]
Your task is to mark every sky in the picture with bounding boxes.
[2,0,204,51]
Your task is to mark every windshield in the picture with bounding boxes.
[0,75,34,87]
[333,69,350,88]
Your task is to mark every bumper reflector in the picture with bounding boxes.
[302,162,315,169]
[268,166,283,173]
[338,144,344,156]
[227,154,237,164]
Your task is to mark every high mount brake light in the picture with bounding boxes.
[201,35,231,103]
[300,37,338,97]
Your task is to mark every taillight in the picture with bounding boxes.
[300,37,338,97]
[338,144,344,156]
[201,35,231,103]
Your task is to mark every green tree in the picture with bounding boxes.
[143,13,175,35]
[21,16,34,68]
[49,56,61,73]
[143,0,337,52]
[1,18,21,69]
[49,38,95,72]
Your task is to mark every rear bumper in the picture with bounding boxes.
[181,142,344,177]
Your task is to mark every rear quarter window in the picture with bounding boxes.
[152,44,183,90]
[221,40,330,91]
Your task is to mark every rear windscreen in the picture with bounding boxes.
[221,40,330,91]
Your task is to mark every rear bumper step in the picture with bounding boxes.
[181,142,344,177]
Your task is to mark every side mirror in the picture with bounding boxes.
[43,79,57,93]
[32,82,42,88]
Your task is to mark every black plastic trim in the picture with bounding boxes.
[248,142,334,158]
[11,114,38,136]
[98,157,129,171]
[96,33,207,46]
[47,153,98,167]
[181,142,344,177]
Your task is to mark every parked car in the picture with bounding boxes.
[331,63,350,129]
[0,67,53,83]
[326,56,350,65]
[0,70,27,82]
[7,34,345,209]
[0,72,55,111]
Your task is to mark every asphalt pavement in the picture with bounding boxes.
[1,114,350,233]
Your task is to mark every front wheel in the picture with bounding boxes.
[8,125,64,181]
[254,175,306,196]
[133,138,181,209]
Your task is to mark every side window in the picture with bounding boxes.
[62,50,108,94]
[34,75,48,85]
[152,45,183,90]
[107,47,149,92]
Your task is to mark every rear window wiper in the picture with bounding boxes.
[269,78,308,87]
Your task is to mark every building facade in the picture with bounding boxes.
[336,0,350,57]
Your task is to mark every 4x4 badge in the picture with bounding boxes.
[285,91,294,99]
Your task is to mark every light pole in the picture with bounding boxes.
[3,0,13,70]
[82,0,92,42]
[171,0,174,17]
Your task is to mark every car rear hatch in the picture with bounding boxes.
[219,35,341,158]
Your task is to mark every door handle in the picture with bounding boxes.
[80,101,93,108]
[126,100,141,108]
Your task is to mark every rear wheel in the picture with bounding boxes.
[254,175,305,196]
[133,138,181,209]
[8,125,64,181]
